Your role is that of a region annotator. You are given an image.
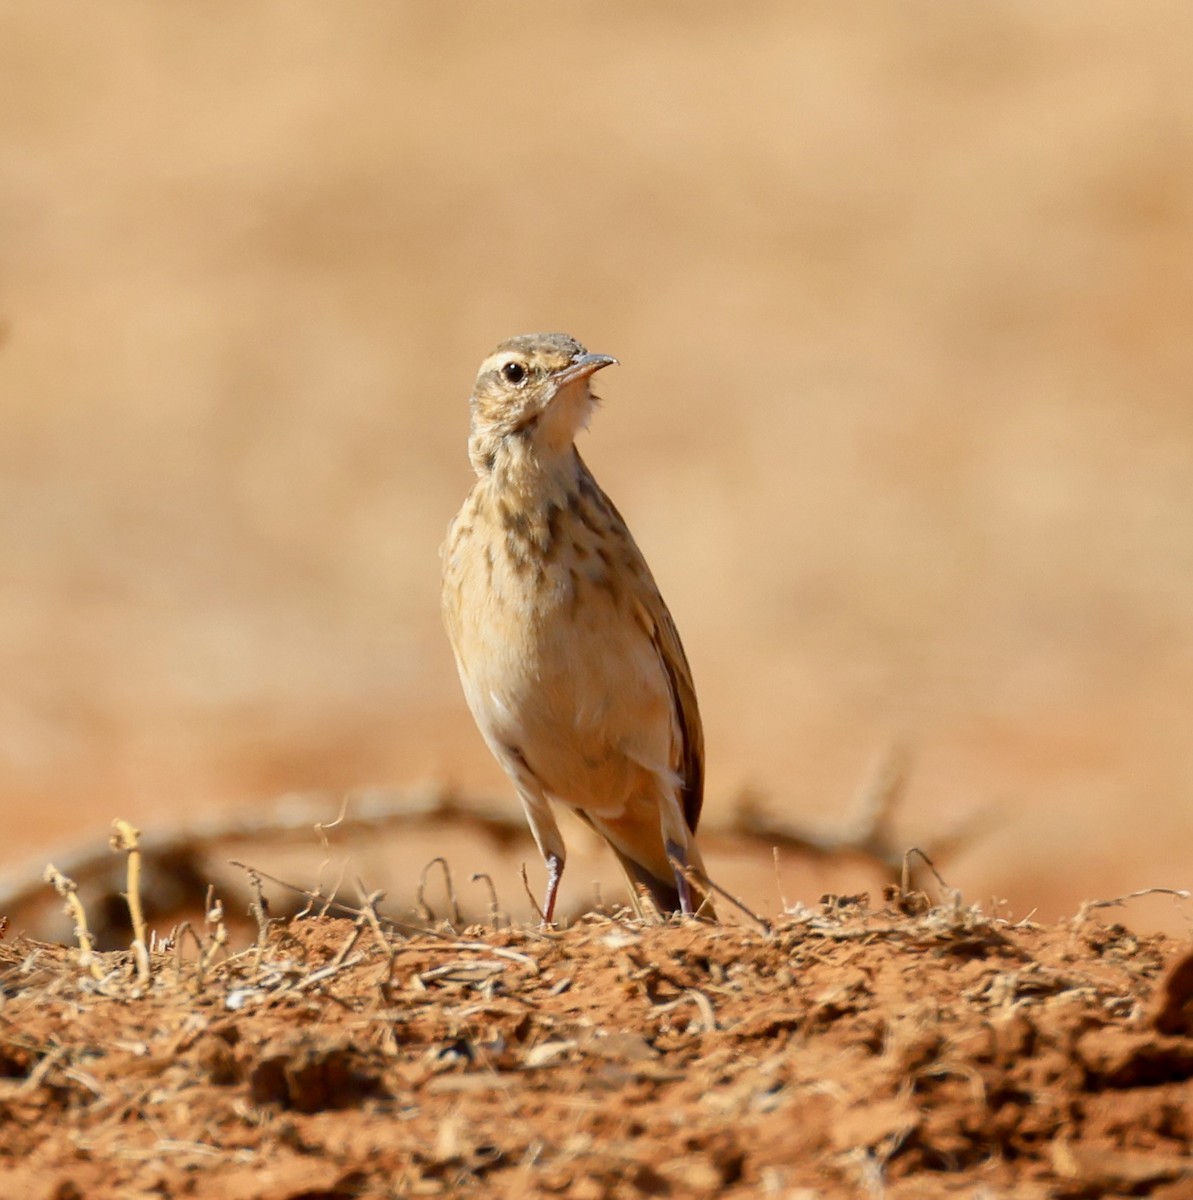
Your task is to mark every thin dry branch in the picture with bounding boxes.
[728,745,990,887]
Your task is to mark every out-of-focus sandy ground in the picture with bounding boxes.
[2,4,1191,932]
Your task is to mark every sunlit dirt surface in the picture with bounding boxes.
[2,907,1192,1199]
[1,5,1191,950]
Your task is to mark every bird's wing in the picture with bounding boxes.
[575,451,705,833]
[633,590,705,834]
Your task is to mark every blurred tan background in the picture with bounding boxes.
[2,3,1191,932]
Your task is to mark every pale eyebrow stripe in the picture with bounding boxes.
[478,351,522,376]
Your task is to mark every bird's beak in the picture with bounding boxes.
[554,353,618,388]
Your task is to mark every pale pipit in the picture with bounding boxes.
[442,332,713,922]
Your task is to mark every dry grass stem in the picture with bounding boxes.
[519,863,547,925]
[469,872,502,929]
[228,861,427,937]
[42,865,104,981]
[355,886,398,1000]
[900,847,959,905]
[242,868,274,970]
[672,858,771,934]
[1075,887,1193,924]
[417,856,463,928]
[109,819,150,984]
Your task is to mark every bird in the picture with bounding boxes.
[441,332,713,922]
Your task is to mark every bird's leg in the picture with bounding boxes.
[542,851,564,926]
[665,838,694,915]
[659,788,699,916]
[512,779,566,927]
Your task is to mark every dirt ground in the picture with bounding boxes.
[2,892,1192,1200]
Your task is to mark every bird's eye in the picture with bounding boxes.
[501,361,527,385]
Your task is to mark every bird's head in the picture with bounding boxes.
[467,332,617,474]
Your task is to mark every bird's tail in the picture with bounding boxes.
[609,846,716,921]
